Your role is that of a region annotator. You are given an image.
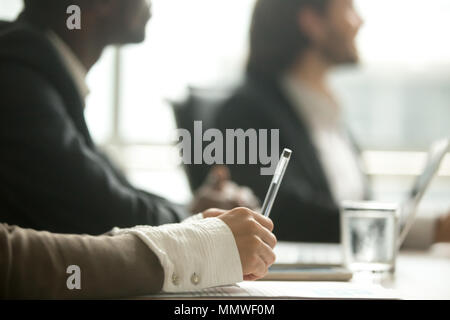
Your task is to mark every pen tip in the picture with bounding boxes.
[283,149,292,158]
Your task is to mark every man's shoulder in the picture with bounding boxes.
[0,21,82,115]
[0,20,68,87]
[0,20,53,58]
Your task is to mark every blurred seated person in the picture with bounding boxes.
[215,0,450,246]
[0,207,276,299]
[0,0,257,235]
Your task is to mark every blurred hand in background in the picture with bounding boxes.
[190,166,261,214]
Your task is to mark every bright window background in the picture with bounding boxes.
[1,0,449,213]
[335,0,450,151]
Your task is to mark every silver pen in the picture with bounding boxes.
[261,149,292,217]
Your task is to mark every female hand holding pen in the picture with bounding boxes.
[205,207,277,281]
[202,149,292,280]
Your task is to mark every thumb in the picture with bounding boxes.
[206,165,231,190]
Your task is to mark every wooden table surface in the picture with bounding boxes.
[352,246,450,299]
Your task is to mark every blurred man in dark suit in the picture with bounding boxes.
[215,0,450,245]
[0,0,257,234]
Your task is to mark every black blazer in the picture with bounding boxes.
[215,75,370,243]
[0,20,187,235]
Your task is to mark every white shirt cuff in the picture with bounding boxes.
[182,213,204,224]
[112,218,243,292]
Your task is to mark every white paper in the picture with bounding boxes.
[145,281,398,300]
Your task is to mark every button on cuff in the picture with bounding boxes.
[191,273,200,285]
[172,273,180,286]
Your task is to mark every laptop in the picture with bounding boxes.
[271,138,450,273]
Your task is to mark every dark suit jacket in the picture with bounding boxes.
[215,75,370,243]
[0,20,187,235]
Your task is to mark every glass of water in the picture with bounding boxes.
[341,201,399,273]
